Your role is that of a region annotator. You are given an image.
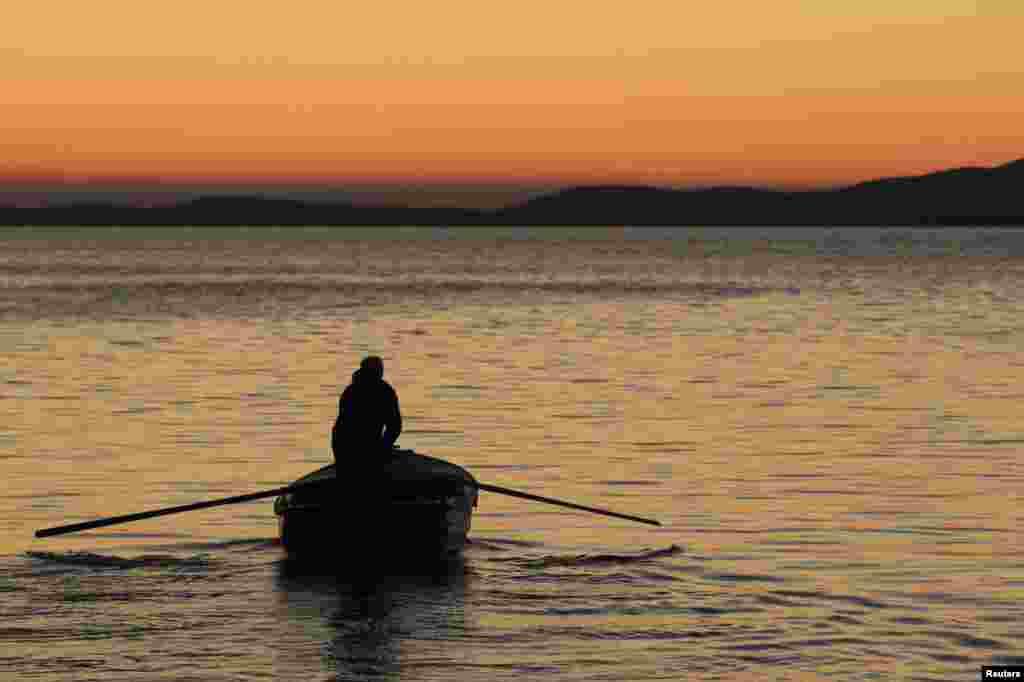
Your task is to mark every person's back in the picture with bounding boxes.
[332,356,402,464]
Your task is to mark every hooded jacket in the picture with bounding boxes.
[331,367,402,458]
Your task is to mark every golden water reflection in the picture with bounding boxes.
[2,230,1022,680]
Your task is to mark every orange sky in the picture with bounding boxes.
[3,1,1023,190]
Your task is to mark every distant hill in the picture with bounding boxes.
[498,158,1024,226]
[1,159,1021,226]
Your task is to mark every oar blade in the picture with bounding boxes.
[33,480,330,539]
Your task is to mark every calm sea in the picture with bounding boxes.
[2,226,1022,681]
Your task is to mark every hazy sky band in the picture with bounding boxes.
[3,1,1023,188]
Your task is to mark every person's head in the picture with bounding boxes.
[360,355,384,380]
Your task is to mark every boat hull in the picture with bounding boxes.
[274,450,477,564]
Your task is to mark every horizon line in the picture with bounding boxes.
[1,156,1020,210]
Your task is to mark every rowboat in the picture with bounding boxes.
[272,449,478,562]
[35,449,658,548]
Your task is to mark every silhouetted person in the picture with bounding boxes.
[331,356,402,465]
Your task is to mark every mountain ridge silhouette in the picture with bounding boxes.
[1,158,1020,226]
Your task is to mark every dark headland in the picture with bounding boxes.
[1,158,1021,226]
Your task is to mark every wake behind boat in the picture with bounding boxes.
[273,449,478,563]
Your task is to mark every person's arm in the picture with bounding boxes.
[331,392,347,457]
[382,386,402,450]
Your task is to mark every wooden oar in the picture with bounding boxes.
[34,479,660,539]
[476,483,661,526]
[34,479,331,539]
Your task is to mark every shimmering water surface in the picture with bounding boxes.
[2,226,1022,681]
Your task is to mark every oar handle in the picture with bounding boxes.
[475,482,661,526]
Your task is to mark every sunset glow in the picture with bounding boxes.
[4,1,1023,191]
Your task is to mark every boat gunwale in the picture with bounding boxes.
[277,496,468,513]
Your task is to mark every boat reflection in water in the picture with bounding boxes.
[270,450,477,679]
[273,554,472,681]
